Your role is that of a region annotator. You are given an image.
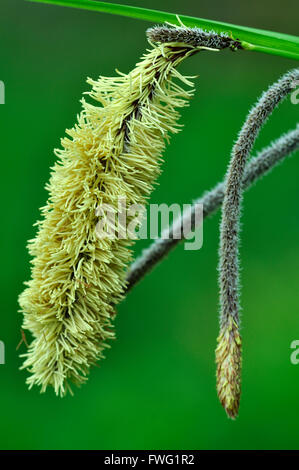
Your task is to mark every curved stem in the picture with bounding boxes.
[28,0,299,61]
[125,124,299,293]
[217,68,299,419]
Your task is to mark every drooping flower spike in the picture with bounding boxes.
[217,68,299,419]
[19,40,212,396]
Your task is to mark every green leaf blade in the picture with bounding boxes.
[27,0,299,61]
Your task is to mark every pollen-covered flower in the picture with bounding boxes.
[19,42,202,396]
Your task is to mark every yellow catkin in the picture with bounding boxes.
[215,318,242,419]
[18,43,202,396]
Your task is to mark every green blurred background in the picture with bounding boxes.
[1,0,299,450]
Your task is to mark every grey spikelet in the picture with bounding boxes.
[217,68,299,419]
[147,25,242,51]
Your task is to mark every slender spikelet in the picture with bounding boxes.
[217,68,299,418]
[19,42,203,396]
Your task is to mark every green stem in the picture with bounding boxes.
[28,0,299,61]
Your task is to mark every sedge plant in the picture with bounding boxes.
[19,0,299,419]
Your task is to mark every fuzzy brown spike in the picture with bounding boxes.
[147,25,242,51]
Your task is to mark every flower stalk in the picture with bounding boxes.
[125,125,299,293]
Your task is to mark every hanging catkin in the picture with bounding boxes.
[19,42,202,396]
